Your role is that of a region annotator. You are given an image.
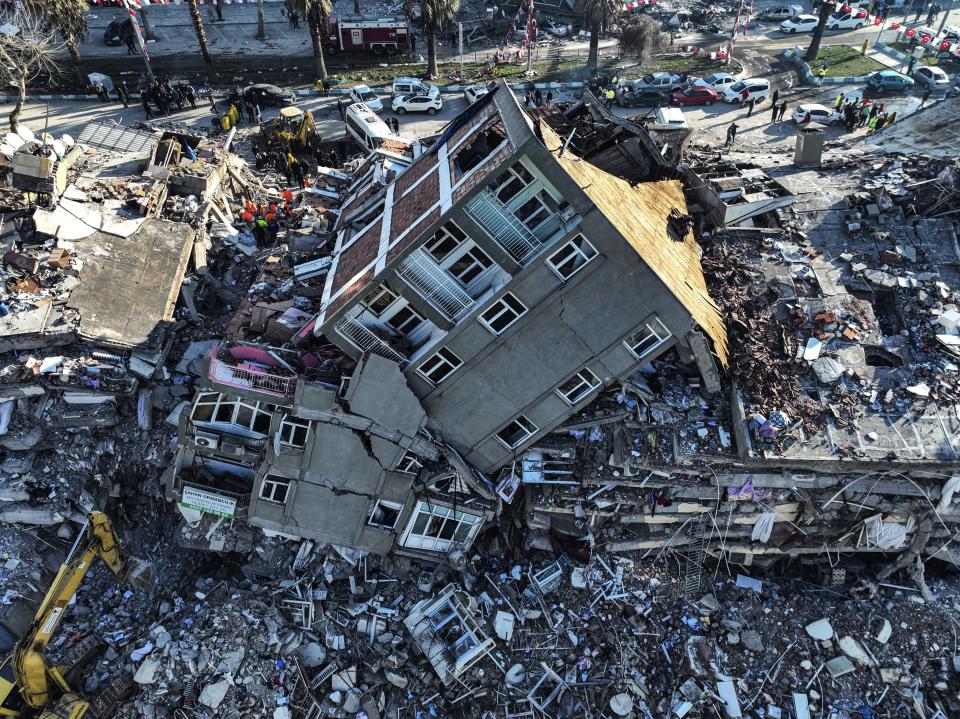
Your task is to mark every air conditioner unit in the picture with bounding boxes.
[194,432,219,450]
[220,442,245,456]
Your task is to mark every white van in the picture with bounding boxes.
[391,76,440,99]
[344,102,394,151]
[652,107,689,129]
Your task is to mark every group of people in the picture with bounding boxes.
[241,189,299,249]
[523,87,554,109]
[141,78,198,119]
[831,93,897,133]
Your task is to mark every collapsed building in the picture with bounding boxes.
[4,79,960,719]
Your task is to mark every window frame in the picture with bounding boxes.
[546,235,598,280]
[364,285,400,317]
[417,347,464,385]
[556,368,602,405]
[624,318,672,361]
[367,499,404,530]
[259,475,291,505]
[425,222,468,263]
[515,191,553,232]
[278,416,311,449]
[384,303,425,335]
[399,500,484,553]
[394,450,424,475]
[190,393,274,436]
[478,292,527,335]
[491,162,534,205]
[495,414,538,449]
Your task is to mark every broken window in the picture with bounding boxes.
[417,347,463,385]
[278,416,311,448]
[491,162,534,204]
[547,235,598,280]
[191,393,273,436]
[400,501,483,552]
[425,222,468,263]
[453,126,507,178]
[496,415,538,449]
[515,192,554,232]
[556,368,602,405]
[367,499,403,529]
[624,318,672,361]
[349,200,385,233]
[260,475,291,504]
[364,285,399,316]
[384,304,424,335]
[394,450,423,475]
[479,292,526,335]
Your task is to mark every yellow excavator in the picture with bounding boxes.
[0,511,152,719]
[257,106,318,153]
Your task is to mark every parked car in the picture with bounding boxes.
[912,65,950,89]
[826,12,866,30]
[544,20,569,36]
[792,103,841,124]
[865,69,915,93]
[392,77,438,98]
[392,92,443,115]
[103,17,133,46]
[780,15,819,33]
[463,85,490,105]
[652,107,689,129]
[634,72,686,93]
[721,78,771,103]
[617,87,670,107]
[348,85,383,112]
[691,72,739,92]
[756,4,803,20]
[242,84,296,107]
[671,87,719,106]
[943,24,960,41]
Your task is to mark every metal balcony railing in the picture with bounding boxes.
[466,190,543,264]
[397,248,475,320]
[335,318,408,366]
[208,347,297,398]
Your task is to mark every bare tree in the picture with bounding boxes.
[0,4,63,132]
[619,14,666,66]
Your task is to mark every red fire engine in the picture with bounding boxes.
[322,16,415,56]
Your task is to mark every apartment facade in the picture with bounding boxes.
[313,81,728,474]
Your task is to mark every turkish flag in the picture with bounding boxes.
[941,40,951,50]
[920,33,931,43]
[873,16,882,25]
[905,27,916,36]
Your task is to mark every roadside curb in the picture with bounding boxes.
[0,81,589,104]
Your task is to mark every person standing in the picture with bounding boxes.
[771,100,779,122]
[834,92,844,109]
[771,88,780,107]
[125,34,137,55]
[920,87,931,107]
[725,123,738,148]
[778,101,788,122]
[141,94,154,119]
[817,66,827,85]
[337,97,345,119]
[546,89,553,105]
[215,0,224,21]
[391,117,400,133]
[117,81,129,107]
[746,97,755,117]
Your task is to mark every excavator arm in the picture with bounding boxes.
[0,512,151,717]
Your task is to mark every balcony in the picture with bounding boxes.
[208,345,297,398]
[397,248,476,320]
[335,317,408,366]
[466,190,543,264]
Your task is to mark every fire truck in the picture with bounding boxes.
[322,16,414,56]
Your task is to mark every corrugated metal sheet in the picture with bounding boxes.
[77,122,157,154]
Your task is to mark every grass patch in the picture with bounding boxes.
[812,45,886,76]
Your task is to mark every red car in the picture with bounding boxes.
[671,87,719,106]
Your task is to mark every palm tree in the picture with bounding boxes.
[256,0,267,40]
[583,0,621,71]
[289,0,332,80]
[804,0,833,62]
[405,0,460,78]
[28,0,88,86]
[188,0,217,81]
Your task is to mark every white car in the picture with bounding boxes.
[692,72,739,92]
[792,103,841,124]
[392,92,443,115]
[544,20,569,37]
[348,84,383,112]
[635,72,685,92]
[780,14,819,33]
[913,65,950,89]
[943,24,960,41]
[721,78,771,103]
[826,12,866,30]
[463,84,490,105]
